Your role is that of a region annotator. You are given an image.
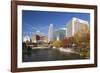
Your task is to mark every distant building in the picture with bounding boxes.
[23,35,30,43]
[56,36,60,41]
[32,34,40,43]
[48,24,53,42]
[53,29,66,40]
[66,17,89,37]
[32,31,48,43]
[40,36,48,43]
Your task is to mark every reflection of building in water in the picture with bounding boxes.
[32,31,48,43]
[66,17,89,37]
[23,35,30,43]
[48,24,53,42]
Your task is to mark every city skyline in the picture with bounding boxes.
[22,10,90,38]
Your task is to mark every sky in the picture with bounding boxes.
[22,10,90,38]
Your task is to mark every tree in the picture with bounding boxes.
[53,40,62,48]
[61,37,74,48]
[74,24,90,48]
[73,24,90,58]
[61,38,68,48]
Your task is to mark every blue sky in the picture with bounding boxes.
[22,10,90,38]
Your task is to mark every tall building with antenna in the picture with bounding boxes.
[48,24,53,42]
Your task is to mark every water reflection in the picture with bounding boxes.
[22,48,84,62]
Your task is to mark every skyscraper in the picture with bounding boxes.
[66,17,89,37]
[48,24,53,42]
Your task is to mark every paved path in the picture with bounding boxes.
[32,47,50,49]
[59,48,79,54]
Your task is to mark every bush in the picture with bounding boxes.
[80,49,90,59]
[61,37,74,48]
[53,40,62,48]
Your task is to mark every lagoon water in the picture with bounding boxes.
[22,48,83,62]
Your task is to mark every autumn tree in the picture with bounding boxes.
[61,37,74,48]
[53,40,62,48]
[73,24,90,58]
[74,24,90,48]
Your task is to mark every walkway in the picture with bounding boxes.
[59,48,79,54]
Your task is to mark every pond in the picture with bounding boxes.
[22,48,83,62]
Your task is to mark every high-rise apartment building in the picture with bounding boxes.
[66,17,89,37]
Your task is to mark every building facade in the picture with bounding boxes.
[48,24,53,42]
[66,17,89,37]
[53,29,66,40]
[32,32,48,43]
